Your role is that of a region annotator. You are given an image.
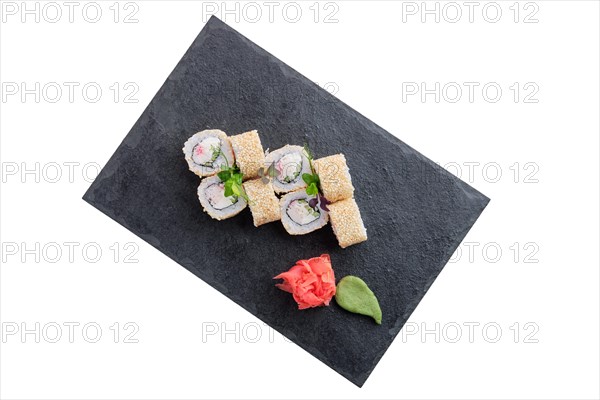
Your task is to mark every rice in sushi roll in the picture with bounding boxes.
[229,130,265,181]
[264,145,312,193]
[327,198,367,248]
[198,175,247,220]
[313,154,354,203]
[243,179,281,227]
[183,129,235,177]
[280,190,329,235]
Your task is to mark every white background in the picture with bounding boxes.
[1,1,599,399]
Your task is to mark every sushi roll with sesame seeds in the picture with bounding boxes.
[280,190,329,235]
[264,145,312,193]
[313,154,354,203]
[198,175,247,220]
[328,198,367,248]
[229,130,265,181]
[183,129,235,177]
[243,178,281,227]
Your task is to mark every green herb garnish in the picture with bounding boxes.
[215,150,248,202]
[302,173,319,195]
[302,144,320,195]
[302,144,330,211]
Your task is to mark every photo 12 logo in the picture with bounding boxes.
[401,321,540,343]
[2,322,140,344]
[1,82,140,104]
[399,160,540,185]
[402,82,540,104]
[441,161,540,184]
[401,1,539,24]
[201,1,340,23]
[1,1,140,23]
[2,161,101,184]
[449,241,540,264]
[1,241,141,264]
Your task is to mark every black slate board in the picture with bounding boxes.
[83,16,489,387]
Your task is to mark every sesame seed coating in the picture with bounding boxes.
[328,198,367,248]
[243,178,281,227]
[229,130,265,180]
[314,154,354,203]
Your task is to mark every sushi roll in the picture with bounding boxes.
[198,175,247,220]
[313,154,354,203]
[243,179,281,227]
[280,190,329,235]
[327,198,367,248]
[229,130,265,180]
[183,129,235,177]
[264,145,312,193]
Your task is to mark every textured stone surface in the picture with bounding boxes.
[83,16,489,387]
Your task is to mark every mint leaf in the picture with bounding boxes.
[218,160,248,201]
[224,180,234,197]
[302,173,314,185]
[302,145,322,196]
[218,170,231,182]
[233,173,243,185]
[306,182,318,195]
[335,276,382,325]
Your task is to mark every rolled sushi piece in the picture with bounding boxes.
[280,189,329,235]
[242,179,281,227]
[229,130,265,181]
[198,175,247,220]
[264,145,312,193]
[183,129,235,177]
[328,198,367,248]
[313,154,354,203]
